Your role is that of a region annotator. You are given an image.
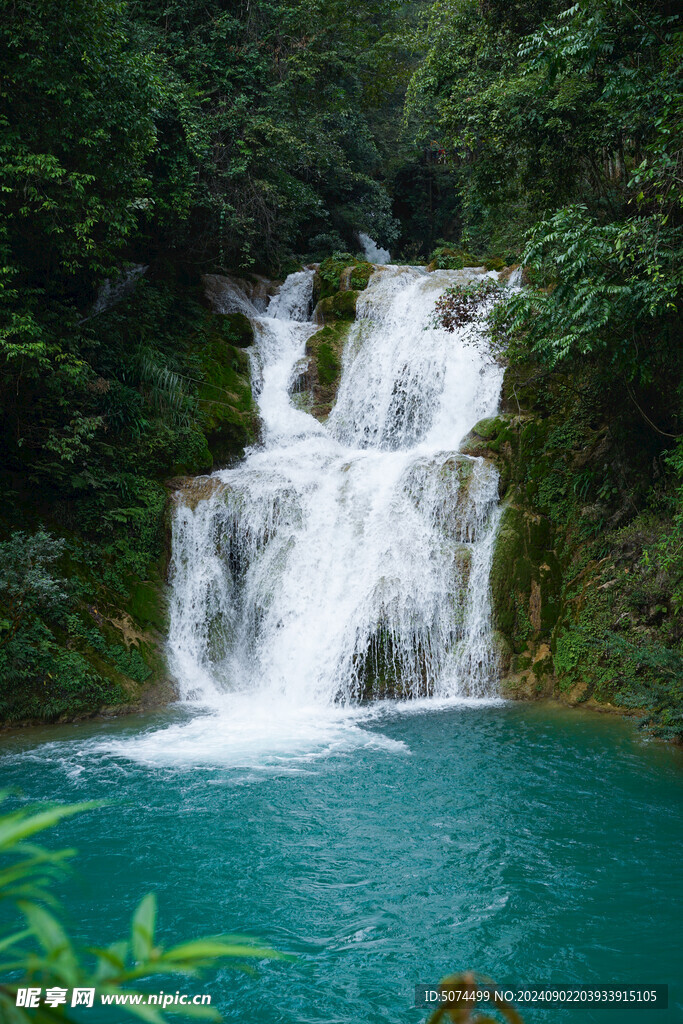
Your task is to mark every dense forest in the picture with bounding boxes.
[1,0,681,736]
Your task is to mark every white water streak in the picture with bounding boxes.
[358,232,391,265]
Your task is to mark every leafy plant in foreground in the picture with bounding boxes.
[0,797,279,1022]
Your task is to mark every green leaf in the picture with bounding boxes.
[161,939,282,963]
[0,801,100,850]
[132,893,157,962]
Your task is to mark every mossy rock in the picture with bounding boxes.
[484,256,506,271]
[427,246,480,271]
[353,626,432,701]
[453,544,472,586]
[315,255,373,302]
[316,340,339,386]
[460,415,518,496]
[304,320,352,421]
[222,311,254,347]
[314,290,358,323]
[499,361,563,416]
[471,415,509,441]
[196,334,257,466]
[490,504,563,654]
[349,262,373,290]
[333,290,357,319]
[491,629,513,674]
[126,560,168,634]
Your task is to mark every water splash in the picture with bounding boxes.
[168,264,505,711]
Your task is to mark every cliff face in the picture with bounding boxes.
[467,363,682,739]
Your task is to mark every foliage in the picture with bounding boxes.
[432,280,500,331]
[0,271,257,721]
[0,533,67,651]
[428,245,477,270]
[409,0,682,400]
[492,202,682,388]
[0,796,278,1022]
[0,531,121,723]
[645,438,683,615]
[316,253,374,300]
[609,633,683,740]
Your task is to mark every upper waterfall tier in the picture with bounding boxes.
[169,264,505,706]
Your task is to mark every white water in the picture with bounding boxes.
[169,264,505,717]
[358,232,391,265]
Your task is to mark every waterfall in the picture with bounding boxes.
[168,264,505,711]
[358,233,391,265]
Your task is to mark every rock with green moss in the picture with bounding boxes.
[353,627,432,702]
[484,256,506,271]
[490,503,563,653]
[304,320,353,420]
[427,246,481,271]
[479,359,682,739]
[314,255,374,303]
[195,322,257,466]
[0,538,175,727]
[348,262,374,290]
[223,311,254,347]
[314,289,358,323]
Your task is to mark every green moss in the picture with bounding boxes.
[490,501,563,658]
[316,254,373,301]
[331,289,357,319]
[487,358,682,738]
[195,330,257,466]
[315,295,335,322]
[350,262,374,290]
[316,341,339,386]
[222,311,254,347]
[428,245,480,270]
[305,320,352,420]
[471,415,508,441]
[126,559,168,633]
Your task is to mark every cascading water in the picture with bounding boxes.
[168,264,505,729]
[358,232,391,265]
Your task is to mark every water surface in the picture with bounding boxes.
[2,701,681,1023]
